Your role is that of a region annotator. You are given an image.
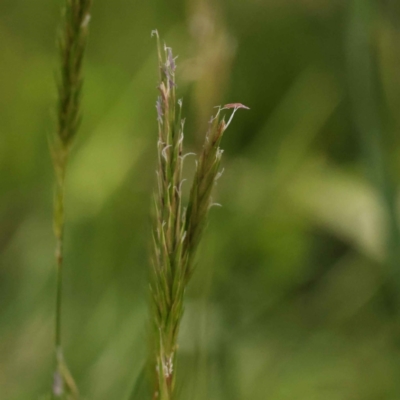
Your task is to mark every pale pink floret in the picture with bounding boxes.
[223,103,250,110]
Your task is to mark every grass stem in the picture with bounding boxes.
[50,0,92,397]
[150,31,248,399]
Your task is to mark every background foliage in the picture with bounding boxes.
[2,0,400,399]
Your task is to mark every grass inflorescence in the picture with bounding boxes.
[150,30,248,400]
[50,0,92,398]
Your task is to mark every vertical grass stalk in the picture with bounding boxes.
[347,0,400,304]
[50,0,92,397]
[150,30,248,400]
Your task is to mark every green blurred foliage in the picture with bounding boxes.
[2,0,400,399]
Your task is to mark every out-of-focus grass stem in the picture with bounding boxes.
[347,0,400,300]
[50,0,92,398]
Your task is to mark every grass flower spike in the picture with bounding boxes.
[50,0,92,398]
[150,30,248,400]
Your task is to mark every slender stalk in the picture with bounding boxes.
[50,0,92,398]
[150,30,248,400]
[55,171,65,351]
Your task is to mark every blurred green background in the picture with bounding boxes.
[2,0,400,399]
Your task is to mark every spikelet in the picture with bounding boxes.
[50,1,92,398]
[150,30,248,399]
